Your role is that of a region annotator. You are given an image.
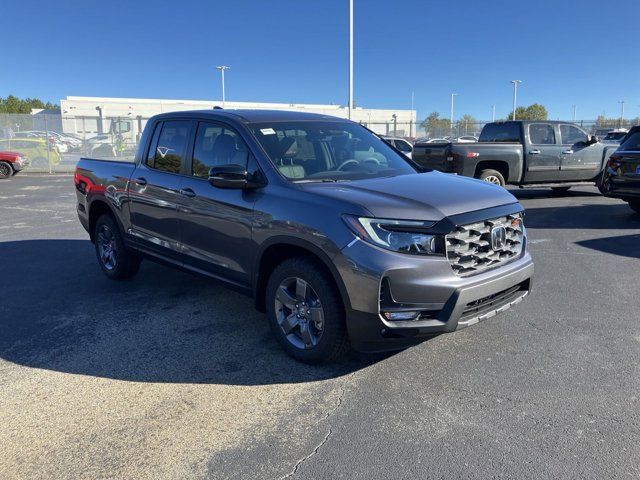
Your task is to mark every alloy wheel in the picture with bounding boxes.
[97,224,118,271]
[0,163,10,178]
[484,175,502,185]
[274,277,325,349]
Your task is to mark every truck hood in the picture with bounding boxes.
[301,171,519,221]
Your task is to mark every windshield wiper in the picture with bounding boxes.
[293,178,350,183]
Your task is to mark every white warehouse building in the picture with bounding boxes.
[59,96,416,141]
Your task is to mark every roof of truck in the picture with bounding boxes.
[151,109,348,123]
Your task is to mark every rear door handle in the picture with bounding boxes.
[562,150,574,155]
[529,150,541,155]
[179,188,196,198]
[132,177,147,186]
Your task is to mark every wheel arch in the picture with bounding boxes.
[88,199,126,243]
[474,160,510,182]
[253,237,351,313]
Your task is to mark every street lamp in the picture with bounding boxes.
[450,93,458,130]
[491,105,496,122]
[619,100,625,126]
[510,80,522,120]
[216,66,230,107]
[572,105,577,122]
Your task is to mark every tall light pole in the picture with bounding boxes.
[410,91,414,137]
[619,100,625,125]
[510,80,522,120]
[491,105,496,122]
[572,105,577,122]
[348,0,354,120]
[216,66,230,107]
[450,93,458,130]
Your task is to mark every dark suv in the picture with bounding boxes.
[599,126,640,213]
[75,110,533,363]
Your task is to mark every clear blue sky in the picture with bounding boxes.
[2,0,638,120]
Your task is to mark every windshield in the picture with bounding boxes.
[250,121,417,182]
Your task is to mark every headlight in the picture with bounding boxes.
[343,215,445,256]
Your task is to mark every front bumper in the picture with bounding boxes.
[335,236,533,352]
[12,157,28,172]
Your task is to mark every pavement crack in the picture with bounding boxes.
[278,375,352,479]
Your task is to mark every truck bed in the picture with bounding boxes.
[412,142,523,181]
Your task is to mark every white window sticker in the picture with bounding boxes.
[260,128,276,135]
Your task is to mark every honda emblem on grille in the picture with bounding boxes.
[490,226,507,251]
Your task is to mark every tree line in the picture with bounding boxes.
[0,95,59,114]
[420,103,550,137]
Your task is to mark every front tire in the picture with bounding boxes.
[478,169,505,187]
[94,214,142,280]
[266,257,349,364]
[628,200,640,214]
[0,161,13,179]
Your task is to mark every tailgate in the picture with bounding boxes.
[411,143,451,171]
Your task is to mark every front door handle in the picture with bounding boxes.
[529,149,541,155]
[562,150,574,155]
[179,188,196,198]
[133,177,147,186]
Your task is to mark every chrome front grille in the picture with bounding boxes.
[446,213,524,276]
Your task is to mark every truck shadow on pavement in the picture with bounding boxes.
[509,188,602,200]
[575,234,640,258]
[522,203,640,229]
[0,239,392,385]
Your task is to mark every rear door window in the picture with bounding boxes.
[479,122,521,143]
[149,120,192,174]
[529,124,556,145]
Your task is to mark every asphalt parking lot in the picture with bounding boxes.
[1,175,639,479]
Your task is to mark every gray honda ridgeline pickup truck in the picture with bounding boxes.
[75,110,533,363]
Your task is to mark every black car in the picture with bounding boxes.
[599,126,640,213]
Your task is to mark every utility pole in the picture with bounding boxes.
[491,105,496,122]
[216,66,230,107]
[410,91,414,137]
[572,105,577,122]
[348,0,354,119]
[450,93,458,130]
[510,80,522,120]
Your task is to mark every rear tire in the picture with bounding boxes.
[94,214,142,280]
[478,169,506,187]
[628,200,640,214]
[266,257,349,364]
[551,186,571,194]
[0,161,13,179]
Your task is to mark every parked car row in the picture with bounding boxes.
[0,138,61,176]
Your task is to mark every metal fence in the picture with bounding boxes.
[0,112,637,174]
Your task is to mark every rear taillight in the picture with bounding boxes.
[607,154,622,169]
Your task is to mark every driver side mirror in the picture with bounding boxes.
[209,164,264,189]
[587,135,598,145]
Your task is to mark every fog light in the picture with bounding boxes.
[383,311,420,321]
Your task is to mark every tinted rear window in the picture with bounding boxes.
[619,131,640,151]
[479,123,521,143]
